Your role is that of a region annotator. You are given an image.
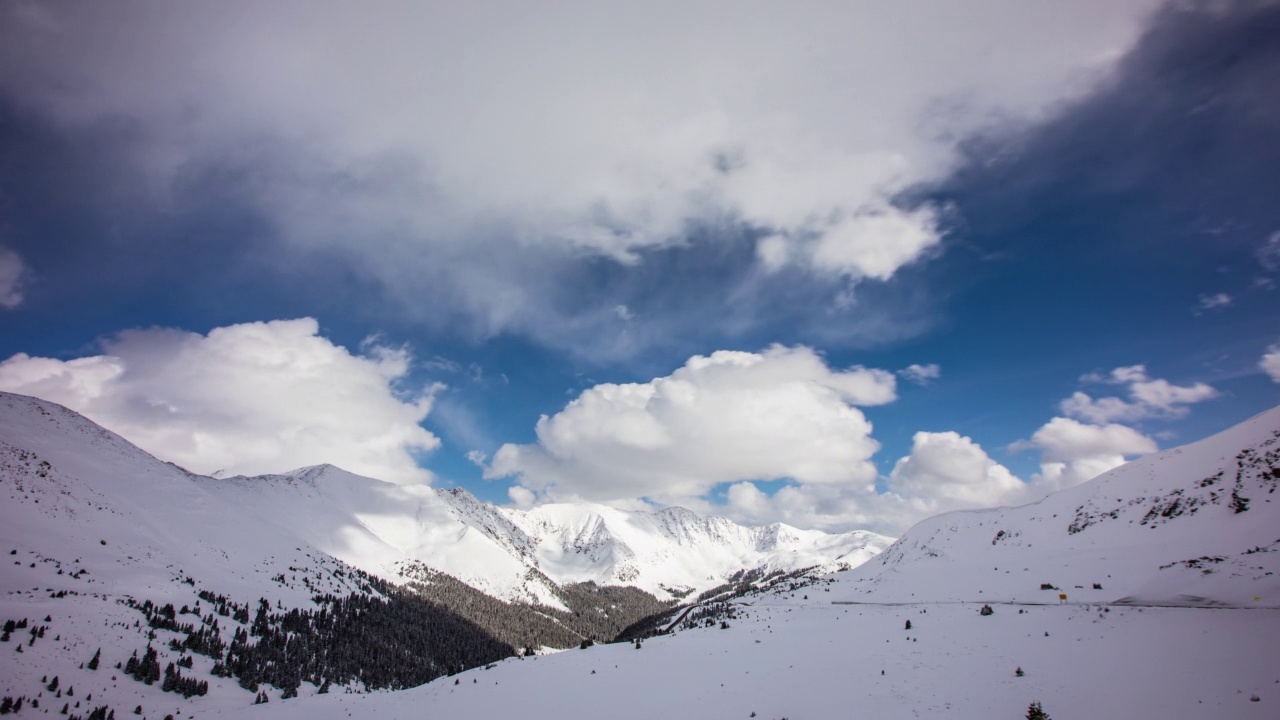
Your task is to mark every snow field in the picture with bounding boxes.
[217,596,1280,720]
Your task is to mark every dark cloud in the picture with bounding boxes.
[908,0,1280,364]
[0,0,1160,363]
[939,0,1280,260]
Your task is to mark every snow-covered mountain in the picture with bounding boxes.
[507,502,884,597]
[220,404,1280,720]
[203,464,889,604]
[0,391,887,715]
[0,392,369,607]
[834,405,1280,608]
[0,388,885,609]
[5,392,1279,719]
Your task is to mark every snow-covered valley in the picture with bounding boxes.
[3,392,1279,719]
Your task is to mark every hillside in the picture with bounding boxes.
[834,405,1280,608]
[0,391,522,717]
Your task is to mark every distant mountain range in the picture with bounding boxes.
[204,463,888,605]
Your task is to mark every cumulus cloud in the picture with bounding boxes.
[773,204,947,280]
[718,430,1024,535]
[486,345,895,504]
[1022,416,1157,492]
[488,346,1039,536]
[0,1,1160,348]
[0,247,28,309]
[721,482,903,535]
[886,431,1025,510]
[0,318,439,483]
[1060,364,1217,423]
[1262,343,1280,384]
[898,363,941,385]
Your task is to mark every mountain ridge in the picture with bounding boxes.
[209,461,890,603]
[833,404,1280,607]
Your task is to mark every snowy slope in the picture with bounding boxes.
[833,406,1280,607]
[199,466,565,607]
[0,393,382,717]
[222,597,1280,720]
[201,466,890,603]
[0,393,368,606]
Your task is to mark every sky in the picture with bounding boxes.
[0,0,1278,535]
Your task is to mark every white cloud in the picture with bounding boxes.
[1095,365,1148,383]
[0,1,1161,344]
[717,430,1024,536]
[898,363,941,385]
[1259,231,1280,272]
[1022,416,1157,492]
[1262,343,1280,384]
[1061,364,1217,423]
[1029,416,1157,460]
[1128,377,1218,411]
[886,431,1025,510]
[487,346,1038,536]
[0,247,28,309]
[1194,292,1232,313]
[755,234,791,273]
[804,204,942,280]
[507,485,537,511]
[487,345,895,505]
[0,318,439,483]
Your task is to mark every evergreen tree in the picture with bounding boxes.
[904,620,912,630]
[1026,701,1051,720]
[162,662,177,692]
[87,648,101,670]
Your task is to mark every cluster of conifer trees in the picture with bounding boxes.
[217,588,514,696]
[110,558,816,705]
[161,660,209,698]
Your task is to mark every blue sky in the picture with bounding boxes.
[0,0,1277,534]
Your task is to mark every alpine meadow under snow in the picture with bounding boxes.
[2,392,1279,719]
